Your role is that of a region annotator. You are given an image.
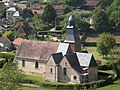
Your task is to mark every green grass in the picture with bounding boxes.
[83,46,107,64]
[20,86,53,90]
[96,80,120,90]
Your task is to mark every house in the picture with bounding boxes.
[15,15,98,83]
[14,21,36,37]
[6,7,20,22]
[0,37,12,52]
[21,8,34,21]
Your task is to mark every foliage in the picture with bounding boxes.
[63,6,72,14]
[92,8,110,33]
[99,0,113,9]
[0,61,25,90]
[106,0,120,31]
[97,33,116,58]
[65,0,84,7]
[3,30,14,41]
[0,5,6,18]
[0,52,15,60]
[42,4,56,24]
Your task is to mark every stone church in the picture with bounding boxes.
[15,15,98,83]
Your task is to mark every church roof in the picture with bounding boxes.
[56,43,69,55]
[16,40,59,61]
[51,52,63,64]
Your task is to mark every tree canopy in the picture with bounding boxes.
[93,8,110,33]
[0,61,25,90]
[42,4,56,24]
[65,0,84,7]
[106,0,120,31]
[97,33,116,58]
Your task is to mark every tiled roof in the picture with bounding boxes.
[31,9,44,14]
[6,7,16,11]
[51,52,63,64]
[83,0,99,7]
[16,40,59,61]
[53,5,63,10]
[14,22,36,36]
[12,38,24,46]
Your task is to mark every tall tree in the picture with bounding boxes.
[99,0,113,9]
[97,33,116,58]
[106,0,120,31]
[0,61,25,90]
[93,8,110,33]
[65,0,84,7]
[42,4,56,24]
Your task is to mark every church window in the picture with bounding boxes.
[22,60,25,67]
[50,68,53,74]
[63,67,67,76]
[35,61,39,69]
[74,76,77,80]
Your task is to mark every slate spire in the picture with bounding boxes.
[64,15,81,52]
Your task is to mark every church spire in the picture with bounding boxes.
[64,15,81,52]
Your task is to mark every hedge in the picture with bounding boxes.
[82,42,97,46]
[0,52,15,59]
[22,75,116,90]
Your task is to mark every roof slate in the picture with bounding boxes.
[16,40,59,61]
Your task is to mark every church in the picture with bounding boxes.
[15,15,98,83]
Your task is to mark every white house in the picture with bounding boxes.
[6,7,20,22]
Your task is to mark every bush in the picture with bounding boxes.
[82,42,97,46]
[98,64,112,70]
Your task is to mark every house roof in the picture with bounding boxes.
[51,52,63,64]
[53,5,63,10]
[56,43,69,55]
[13,11,20,17]
[14,22,36,36]
[12,38,24,46]
[16,40,59,61]
[6,7,16,11]
[83,0,99,7]
[0,37,11,51]
[31,9,44,14]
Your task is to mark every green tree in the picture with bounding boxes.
[65,0,84,7]
[42,4,56,24]
[0,61,25,90]
[3,30,14,41]
[106,0,120,31]
[63,6,72,14]
[97,33,116,58]
[93,8,110,33]
[100,0,113,9]
[0,6,6,18]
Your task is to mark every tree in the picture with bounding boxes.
[0,5,6,18]
[42,4,56,24]
[99,0,113,9]
[65,0,84,7]
[92,8,110,33]
[0,61,25,90]
[106,0,120,31]
[63,6,72,14]
[97,33,116,58]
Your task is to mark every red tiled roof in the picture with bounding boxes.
[83,0,99,7]
[53,5,63,10]
[31,9,44,14]
[16,40,59,61]
[12,38,24,46]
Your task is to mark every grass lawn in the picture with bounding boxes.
[96,80,120,90]
[20,87,53,90]
[83,46,107,64]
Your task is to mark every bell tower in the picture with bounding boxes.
[64,15,81,52]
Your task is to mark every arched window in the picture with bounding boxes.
[50,68,53,74]
[63,67,67,76]
[22,60,25,67]
[35,61,39,69]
